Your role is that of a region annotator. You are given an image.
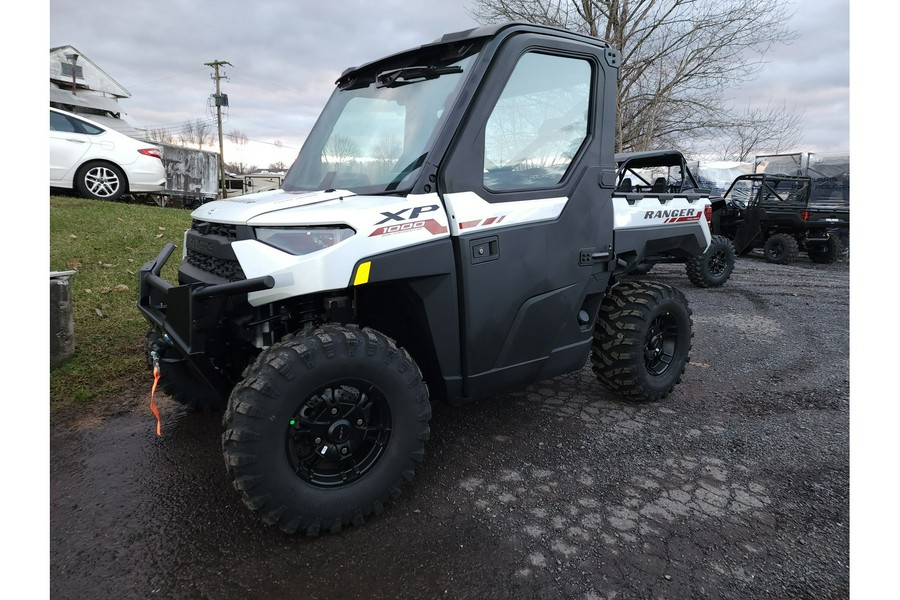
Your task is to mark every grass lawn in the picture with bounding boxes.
[50,195,191,412]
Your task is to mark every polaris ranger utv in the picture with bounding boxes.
[138,22,715,535]
[614,150,735,287]
[719,173,848,264]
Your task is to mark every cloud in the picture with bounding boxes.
[50,0,850,164]
[725,0,849,152]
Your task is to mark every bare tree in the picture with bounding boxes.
[180,119,215,150]
[468,0,803,153]
[144,127,175,145]
[323,134,360,165]
[225,162,258,175]
[372,134,403,170]
[226,129,249,147]
[268,161,287,171]
[713,100,805,161]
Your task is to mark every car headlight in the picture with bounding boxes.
[254,226,355,256]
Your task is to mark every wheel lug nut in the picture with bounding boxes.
[331,408,338,415]
[314,437,322,444]
[356,419,363,425]
[341,447,348,455]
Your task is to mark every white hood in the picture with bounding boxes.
[190,189,357,224]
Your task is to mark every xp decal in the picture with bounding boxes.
[370,204,449,237]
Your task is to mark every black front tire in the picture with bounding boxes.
[808,235,844,264]
[145,329,227,411]
[222,324,431,536]
[591,281,693,402]
[686,235,735,288]
[763,234,799,264]
[75,161,127,201]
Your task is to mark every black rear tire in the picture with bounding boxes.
[686,235,735,288]
[763,234,799,264]
[222,324,430,536]
[808,235,844,264]
[591,281,692,402]
[145,329,226,411]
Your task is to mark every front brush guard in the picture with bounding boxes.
[137,242,275,398]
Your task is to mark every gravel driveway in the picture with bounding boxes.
[50,252,849,599]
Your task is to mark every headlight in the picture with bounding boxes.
[255,226,355,256]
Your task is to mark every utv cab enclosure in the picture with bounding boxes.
[138,22,714,535]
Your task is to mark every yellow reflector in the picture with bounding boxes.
[353,261,371,285]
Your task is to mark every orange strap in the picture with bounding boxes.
[150,365,162,437]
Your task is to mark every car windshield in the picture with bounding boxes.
[283,49,479,195]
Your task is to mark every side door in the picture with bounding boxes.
[49,110,92,184]
[438,33,617,400]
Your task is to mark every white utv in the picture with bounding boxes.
[139,22,714,535]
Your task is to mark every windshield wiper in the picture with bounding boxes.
[385,153,427,191]
[376,65,463,88]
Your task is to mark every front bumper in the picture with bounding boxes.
[137,242,275,396]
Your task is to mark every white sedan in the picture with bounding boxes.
[50,107,167,201]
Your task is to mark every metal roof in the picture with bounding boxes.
[50,87,122,113]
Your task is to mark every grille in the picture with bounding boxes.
[185,221,246,282]
[192,220,237,239]
[185,252,245,281]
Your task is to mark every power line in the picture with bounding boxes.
[227,64,312,99]
[141,116,218,133]
[120,67,209,89]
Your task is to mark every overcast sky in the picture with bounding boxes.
[48,0,850,169]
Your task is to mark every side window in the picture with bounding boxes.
[483,52,591,192]
[50,111,105,136]
[77,119,105,135]
[50,111,76,133]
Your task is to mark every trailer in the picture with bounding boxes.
[148,143,220,208]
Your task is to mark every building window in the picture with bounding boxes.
[60,63,84,79]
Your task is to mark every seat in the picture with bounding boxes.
[650,177,668,193]
[617,177,633,192]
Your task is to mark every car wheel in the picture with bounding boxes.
[75,161,127,201]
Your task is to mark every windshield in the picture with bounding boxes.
[283,50,479,195]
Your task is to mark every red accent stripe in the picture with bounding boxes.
[459,220,480,229]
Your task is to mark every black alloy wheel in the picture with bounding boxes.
[285,380,392,488]
[644,312,678,376]
[707,249,729,277]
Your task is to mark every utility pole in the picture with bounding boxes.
[205,60,232,199]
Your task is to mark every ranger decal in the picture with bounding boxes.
[644,208,702,223]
